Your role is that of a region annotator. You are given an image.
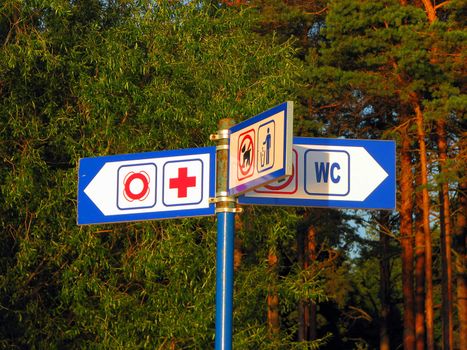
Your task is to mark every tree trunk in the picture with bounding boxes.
[420,0,437,23]
[415,170,426,350]
[267,249,280,335]
[297,227,306,341]
[306,225,317,341]
[379,212,391,350]
[298,224,318,341]
[399,123,416,350]
[437,119,454,350]
[413,102,434,350]
[454,181,467,350]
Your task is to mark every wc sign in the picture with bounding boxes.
[77,147,216,225]
[239,137,396,210]
[229,101,293,195]
[305,149,350,196]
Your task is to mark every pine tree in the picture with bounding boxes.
[298,1,465,347]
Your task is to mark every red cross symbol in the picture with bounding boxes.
[169,167,197,198]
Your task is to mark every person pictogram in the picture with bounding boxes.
[262,128,271,166]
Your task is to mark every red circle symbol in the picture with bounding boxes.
[123,171,150,201]
[238,134,254,176]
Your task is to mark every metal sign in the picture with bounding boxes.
[238,137,396,210]
[77,147,216,224]
[228,101,293,195]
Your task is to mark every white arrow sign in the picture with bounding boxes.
[77,147,216,224]
[301,145,387,201]
[239,137,396,209]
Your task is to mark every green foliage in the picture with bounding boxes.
[300,0,465,142]
[0,1,301,348]
[2,0,463,348]
[232,206,329,348]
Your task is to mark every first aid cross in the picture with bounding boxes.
[170,167,196,198]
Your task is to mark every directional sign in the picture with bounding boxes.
[228,101,293,195]
[78,147,216,224]
[238,137,396,209]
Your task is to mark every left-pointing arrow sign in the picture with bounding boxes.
[77,147,216,225]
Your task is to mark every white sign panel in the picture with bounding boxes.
[228,101,293,195]
[238,138,396,209]
[78,147,216,224]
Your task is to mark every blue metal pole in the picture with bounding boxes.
[212,118,236,350]
[215,211,235,350]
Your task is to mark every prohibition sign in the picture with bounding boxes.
[123,171,150,201]
[238,133,254,177]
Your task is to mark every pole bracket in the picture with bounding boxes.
[216,191,229,197]
[209,196,236,204]
[216,144,229,151]
[215,207,243,214]
[210,129,230,141]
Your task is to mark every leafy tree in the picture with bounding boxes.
[0,1,301,348]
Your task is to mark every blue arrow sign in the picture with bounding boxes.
[238,137,396,210]
[78,147,216,225]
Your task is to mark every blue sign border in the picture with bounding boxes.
[77,147,216,225]
[238,137,396,210]
[228,101,293,195]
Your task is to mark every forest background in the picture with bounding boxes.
[0,0,465,349]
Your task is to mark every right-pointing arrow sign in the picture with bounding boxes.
[238,137,396,210]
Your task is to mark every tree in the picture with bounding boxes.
[296,1,465,348]
[454,181,467,350]
[0,1,300,347]
[251,0,466,347]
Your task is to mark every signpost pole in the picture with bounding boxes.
[215,208,235,350]
[212,118,237,350]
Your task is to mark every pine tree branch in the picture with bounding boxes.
[304,7,328,16]
[435,1,452,10]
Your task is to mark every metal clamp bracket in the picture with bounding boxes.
[209,196,236,204]
[215,207,243,214]
[216,144,229,151]
[210,129,230,141]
